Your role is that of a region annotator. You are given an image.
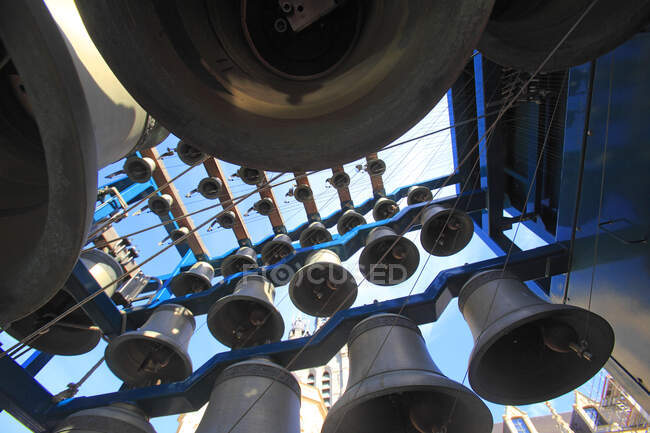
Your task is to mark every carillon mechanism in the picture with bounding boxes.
[289,249,357,317]
[105,304,195,387]
[372,197,400,221]
[329,171,350,189]
[196,358,300,433]
[293,184,313,203]
[458,271,615,404]
[5,249,123,355]
[148,194,173,216]
[253,197,275,216]
[420,205,474,256]
[207,275,284,348]
[322,314,493,433]
[198,176,223,199]
[337,209,366,235]
[299,221,333,248]
[407,185,433,206]
[359,226,420,286]
[237,167,264,185]
[221,247,259,277]
[124,156,156,183]
[53,403,156,433]
[366,158,387,176]
[176,140,205,166]
[261,234,294,265]
[216,211,237,229]
[168,261,215,297]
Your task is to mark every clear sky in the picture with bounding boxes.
[0,96,604,432]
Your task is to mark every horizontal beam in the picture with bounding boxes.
[47,242,568,421]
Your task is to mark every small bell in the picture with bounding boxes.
[330,172,350,189]
[123,156,156,183]
[299,221,333,248]
[148,194,173,216]
[261,234,294,265]
[254,197,275,216]
[366,158,386,176]
[289,249,357,317]
[217,211,237,229]
[407,185,433,205]
[170,227,190,244]
[207,275,284,348]
[372,197,399,221]
[221,247,259,277]
[168,261,215,297]
[337,209,366,235]
[420,205,473,256]
[237,167,263,185]
[176,140,205,165]
[198,176,223,199]
[359,226,419,286]
[293,184,313,202]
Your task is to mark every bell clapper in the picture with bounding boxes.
[249,308,268,327]
[569,340,593,361]
[137,343,172,374]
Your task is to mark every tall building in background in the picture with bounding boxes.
[175,316,350,433]
[492,373,649,433]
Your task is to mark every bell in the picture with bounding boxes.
[176,140,206,165]
[53,403,156,433]
[299,222,333,248]
[168,261,215,297]
[359,226,420,286]
[148,194,173,216]
[237,167,263,185]
[322,314,493,433]
[217,211,237,229]
[124,156,156,183]
[420,205,473,256]
[407,185,433,206]
[106,304,195,386]
[261,234,295,265]
[330,172,350,189]
[207,275,284,348]
[0,0,167,324]
[337,210,366,236]
[294,184,313,202]
[366,158,386,176]
[372,197,399,221]
[170,227,190,244]
[289,249,357,317]
[221,247,259,277]
[5,249,123,356]
[198,177,223,199]
[254,197,275,216]
[459,270,614,405]
[196,358,300,433]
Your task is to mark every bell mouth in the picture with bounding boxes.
[169,273,211,297]
[125,158,152,183]
[468,304,614,405]
[222,256,258,277]
[359,237,420,286]
[262,241,294,265]
[289,263,357,316]
[421,207,474,256]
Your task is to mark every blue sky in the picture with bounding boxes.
[0,96,604,432]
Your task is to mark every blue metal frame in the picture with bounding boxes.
[94,177,155,223]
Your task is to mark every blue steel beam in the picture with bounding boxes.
[46,242,569,422]
[94,177,155,223]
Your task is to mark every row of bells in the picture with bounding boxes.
[53,289,614,433]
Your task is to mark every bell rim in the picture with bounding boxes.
[105,329,193,386]
[358,235,420,286]
[420,206,474,256]
[467,302,614,404]
[176,140,205,166]
[261,239,295,265]
[288,262,357,317]
[198,177,222,199]
[124,156,154,183]
[299,223,333,248]
[322,369,492,433]
[372,198,399,222]
[207,294,285,348]
[168,272,212,297]
[337,211,366,235]
[406,185,433,206]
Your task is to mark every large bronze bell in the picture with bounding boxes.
[359,226,420,286]
[124,156,156,183]
[322,314,493,433]
[176,140,205,165]
[216,211,236,229]
[458,270,615,405]
[53,403,156,433]
[293,184,313,202]
[148,194,173,216]
[420,205,474,256]
[105,304,195,387]
[372,197,399,221]
[407,185,433,206]
[207,275,284,348]
[254,197,275,216]
[221,247,259,277]
[337,210,366,236]
[299,221,333,248]
[196,358,300,433]
[261,234,294,265]
[198,176,223,199]
[168,261,215,297]
[237,167,263,185]
[289,249,357,317]
[5,249,123,356]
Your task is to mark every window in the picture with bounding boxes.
[307,373,315,386]
[511,418,530,433]
[322,371,331,408]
